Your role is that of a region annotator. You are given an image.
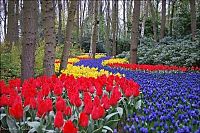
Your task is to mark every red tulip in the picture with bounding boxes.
[83,101,93,115]
[91,105,105,120]
[9,101,23,120]
[63,120,78,133]
[101,94,110,110]
[0,95,10,107]
[79,112,89,127]
[64,106,72,116]
[55,97,66,112]
[54,111,64,128]
[37,100,47,117]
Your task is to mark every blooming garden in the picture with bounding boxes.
[0,54,200,133]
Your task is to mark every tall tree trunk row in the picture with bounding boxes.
[160,0,166,40]
[21,0,37,81]
[60,1,77,71]
[112,0,117,57]
[189,0,197,41]
[130,0,140,64]
[42,0,57,76]
[89,0,98,58]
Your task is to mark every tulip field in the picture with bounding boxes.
[0,54,200,133]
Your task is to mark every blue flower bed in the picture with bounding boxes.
[75,57,200,133]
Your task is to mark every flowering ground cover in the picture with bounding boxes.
[0,73,140,132]
[55,62,121,78]
[75,57,200,133]
[76,53,106,60]
[105,63,200,72]
[1,56,199,133]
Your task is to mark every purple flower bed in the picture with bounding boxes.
[75,57,200,132]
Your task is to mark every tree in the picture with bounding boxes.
[130,0,140,64]
[170,1,175,36]
[59,1,77,71]
[150,1,158,42]
[76,0,80,44]
[123,0,126,37]
[21,0,37,81]
[89,0,98,58]
[42,0,56,76]
[160,0,166,40]
[104,0,111,56]
[189,0,197,41]
[58,0,62,44]
[79,0,87,48]
[3,0,7,40]
[6,0,15,51]
[141,0,149,38]
[112,0,117,57]
[14,0,19,43]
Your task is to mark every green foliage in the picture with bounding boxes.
[173,0,200,37]
[116,38,130,55]
[116,34,200,67]
[80,36,106,53]
[0,44,21,81]
[0,40,84,81]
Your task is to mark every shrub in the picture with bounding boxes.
[116,35,200,67]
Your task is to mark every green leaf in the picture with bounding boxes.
[1,115,8,129]
[28,128,36,133]
[6,116,18,133]
[105,112,119,121]
[121,98,128,116]
[0,113,6,120]
[44,129,55,133]
[103,126,113,132]
[92,126,103,133]
[24,105,30,112]
[116,107,123,117]
[135,100,142,109]
[27,121,40,129]
[105,119,120,127]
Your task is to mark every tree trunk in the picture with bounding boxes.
[6,0,15,51]
[141,0,149,38]
[19,0,24,40]
[170,1,175,36]
[127,0,133,39]
[13,0,19,43]
[58,0,62,44]
[76,1,80,44]
[21,0,37,81]
[42,0,56,76]
[160,0,166,40]
[3,0,7,39]
[89,0,98,58]
[130,0,140,64]
[167,0,170,29]
[123,0,126,37]
[112,0,117,57]
[59,1,77,71]
[79,0,86,49]
[189,0,196,41]
[104,0,111,56]
[149,1,158,42]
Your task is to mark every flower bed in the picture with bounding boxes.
[121,72,200,133]
[55,62,121,78]
[0,75,140,132]
[55,58,80,65]
[106,63,200,72]
[75,57,200,132]
[102,58,128,66]
[76,53,106,60]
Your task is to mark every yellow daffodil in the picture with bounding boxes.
[102,58,128,66]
